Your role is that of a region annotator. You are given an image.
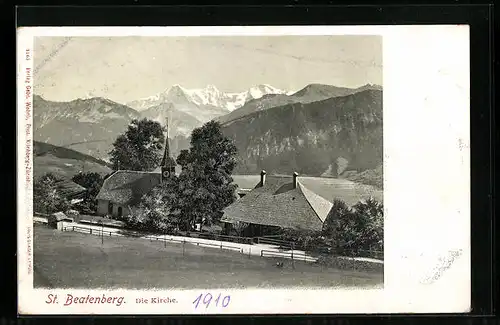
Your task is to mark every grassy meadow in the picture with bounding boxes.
[34,224,383,289]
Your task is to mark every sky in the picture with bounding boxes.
[33,35,382,104]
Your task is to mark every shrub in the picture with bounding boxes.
[123,178,180,234]
[278,198,383,259]
[71,172,105,213]
[322,199,351,238]
[33,173,70,214]
[322,197,383,257]
[350,197,383,253]
[281,228,329,252]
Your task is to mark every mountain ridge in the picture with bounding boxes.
[218,83,382,125]
[221,88,383,177]
[33,140,112,180]
[126,83,290,113]
[33,83,383,180]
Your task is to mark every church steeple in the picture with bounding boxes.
[161,118,171,167]
[161,117,176,181]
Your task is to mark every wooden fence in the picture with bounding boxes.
[63,225,244,254]
[198,232,254,245]
[260,249,317,263]
[254,237,294,250]
[61,224,382,261]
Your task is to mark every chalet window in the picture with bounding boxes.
[117,206,123,217]
[108,202,113,215]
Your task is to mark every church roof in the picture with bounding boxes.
[96,171,162,206]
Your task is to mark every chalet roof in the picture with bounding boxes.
[232,175,261,190]
[51,174,86,199]
[96,170,162,206]
[229,175,383,206]
[221,175,333,231]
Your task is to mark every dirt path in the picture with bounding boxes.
[63,222,319,261]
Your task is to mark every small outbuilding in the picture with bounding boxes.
[48,212,74,231]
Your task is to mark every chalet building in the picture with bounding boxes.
[221,171,334,237]
[95,123,177,218]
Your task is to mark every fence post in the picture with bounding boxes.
[220,241,223,250]
[248,246,251,259]
[164,234,166,248]
[90,229,92,235]
[291,243,295,269]
[182,240,185,256]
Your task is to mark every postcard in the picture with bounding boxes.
[17,25,470,314]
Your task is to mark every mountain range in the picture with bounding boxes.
[222,88,383,179]
[33,83,383,188]
[33,95,142,160]
[126,84,290,120]
[217,83,382,125]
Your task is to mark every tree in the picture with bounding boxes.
[175,121,238,230]
[351,197,384,252]
[71,172,105,213]
[124,177,181,233]
[109,118,165,171]
[322,199,352,238]
[322,197,384,256]
[33,173,70,214]
[281,228,325,251]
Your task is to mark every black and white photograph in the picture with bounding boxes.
[30,34,384,290]
[17,25,470,315]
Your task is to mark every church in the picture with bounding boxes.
[95,123,177,218]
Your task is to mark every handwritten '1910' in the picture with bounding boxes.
[193,293,230,309]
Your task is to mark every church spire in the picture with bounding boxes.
[160,114,176,181]
[161,117,171,167]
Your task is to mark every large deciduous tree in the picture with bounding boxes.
[109,119,165,171]
[175,121,238,230]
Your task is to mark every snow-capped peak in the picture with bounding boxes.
[246,84,287,100]
[205,84,219,91]
[127,84,290,112]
